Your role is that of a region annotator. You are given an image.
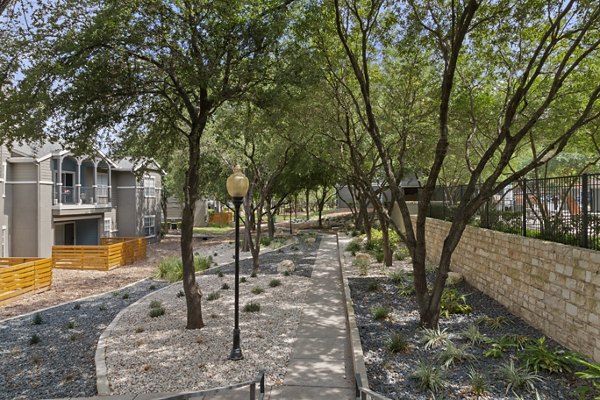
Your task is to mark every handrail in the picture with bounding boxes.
[355,374,392,400]
[155,371,265,400]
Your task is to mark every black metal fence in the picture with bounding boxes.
[427,173,600,251]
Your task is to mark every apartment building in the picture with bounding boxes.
[0,142,162,258]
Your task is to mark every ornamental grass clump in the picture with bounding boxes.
[148,300,165,318]
[421,327,450,350]
[372,306,391,321]
[412,359,446,394]
[269,279,281,287]
[243,302,260,313]
[498,359,543,394]
[251,287,264,295]
[207,291,220,301]
[386,332,409,354]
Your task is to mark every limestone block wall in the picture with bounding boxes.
[420,217,600,362]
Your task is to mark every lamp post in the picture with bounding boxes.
[226,165,249,361]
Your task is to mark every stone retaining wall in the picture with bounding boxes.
[420,217,600,362]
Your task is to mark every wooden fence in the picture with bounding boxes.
[208,212,233,225]
[53,237,147,271]
[0,258,53,305]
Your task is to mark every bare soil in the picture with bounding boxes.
[0,236,228,320]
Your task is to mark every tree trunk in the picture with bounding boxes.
[267,195,275,239]
[160,191,168,237]
[305,189,310,221]
[181,124,206,330]
[379,214,393,267]
[251,202,263,274]
[294,194,298,219]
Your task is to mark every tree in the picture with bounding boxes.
[334,0,600,327]
[1,0,294,329]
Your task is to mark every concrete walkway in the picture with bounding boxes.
[51,233,354,400]
[268,234,355,399]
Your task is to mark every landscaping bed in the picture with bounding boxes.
[342,234,597,400]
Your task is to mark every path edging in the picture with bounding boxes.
[336,233,370,393]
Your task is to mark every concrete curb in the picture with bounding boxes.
[335,233,370,393]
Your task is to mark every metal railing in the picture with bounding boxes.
[155,371,265,400]
[54,185,110,205]
[355,374,392,400]
[427,173,600,251]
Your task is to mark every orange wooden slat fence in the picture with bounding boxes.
[52,237,147,271]
[0,258,53,305]
[208,212,232,225]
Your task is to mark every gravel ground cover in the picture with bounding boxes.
[0,279,169,400]
[105,234,320,395]
[342,236,596,400]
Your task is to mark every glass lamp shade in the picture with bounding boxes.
[226,165,249,198]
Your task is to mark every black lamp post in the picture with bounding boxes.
[226,165,249,361]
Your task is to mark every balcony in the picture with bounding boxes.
[53,185,112,215]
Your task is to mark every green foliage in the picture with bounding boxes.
[251,287,264,295]
[156,256,211,283]
[388,271,406,285]
[29,334,41,346]
[149,307,165,318]
[221,283,230,290]
[217,270,224,278]
[240,277,247,283]
[372,306,391,321]
[250,271,257,278]
[438,342,475,368]
[149,300,162,309]
[346,240,362,254]
[386,332,409,354]
[484,335,517,359]
[498,360,543,394]
[395,246,410,261]
[176,290,185,298]
[518,336,578,374]
[67,320,77,329]
[421,328,450,350]
[207,291,220,301]
[398,284,416,297]
[269,279,282,287]
[73,304,81,310]
[260,236,272,247]
[468,367,488,396]
[122,292,129,299]
[149,285,157,290]
[367,281,379,292]
[460,324,488,346]
[412,360,446,394]
[32,313,43,325]
[283,271,290,276]
[571,357,600,395]
[243,302,261,313]
[440,288,472,317]
[477,315,511,330]
[353,258,369,276]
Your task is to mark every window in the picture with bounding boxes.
[144,176,156,198]
[97,173,109,198]
[103,218,112,238]
[143,215,155,237]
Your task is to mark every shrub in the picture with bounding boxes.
[398,284,415,297]
[571,357,600,393]
[67,320,77,329]
[243,302,261,312]
[149,300,162,309]
[221,283,230,290]
[367,281,379,292]
[518,336,578,374]
[156,256,211,282]
[240,277,247,283]
[73,304,81,310]
[260,236,272,247]
[269,279,282,288]
[499,359,543,394]
[250,271,257,278]
[460,324,488,346]
[207,291,220,301]
[483,335,516,359]
[283,271,290,277]
[438,342,476,368]
[395,246,410,261]
[122,292,130,299]
[345,240,362,254]
[32,313,43,325]
[99,305,107,311]
[353,258,369,276]
[388,271,406,285]
[29,334,41,345]
[149,307,165,318]
[421,328,450,350]
[217,270,224,278]
[194,256,212,272]
[386,332,409,354]
[477,315,511,330]
[440,288,472,317]
[149,284,157,290]
[412,359,446,394]
[176,290,185,298]
[374,250,384,263]
[372,306,391,321]
[251,287,264,295]
[468,367,488,396]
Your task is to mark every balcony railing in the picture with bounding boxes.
[54,185,110,206]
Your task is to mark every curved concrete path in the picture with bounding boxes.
[50,233,355,400]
